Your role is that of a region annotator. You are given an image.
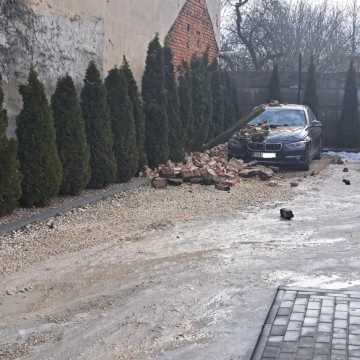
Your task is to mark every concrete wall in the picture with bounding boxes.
[0,0,221,136]
[232,71,354,147]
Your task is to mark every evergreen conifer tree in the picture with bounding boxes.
[268,64,281,102]
[121,56,147,171]
[105,67,138,182]
[81,61,116,188]
[223,71,240,130]
[0,75,22,215]
[339,61,360,148]
[191,54,213,150]
[142,34,169,167]
[303,56,319,116]
[210,60,225,137]
[178,62,194,152]
[163,45,184,162]
[17,67,62,207]
[52,75,90,195]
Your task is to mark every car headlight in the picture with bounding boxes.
[284,140,308,150]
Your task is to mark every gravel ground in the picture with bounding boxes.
[0,176,293,275]
[0,156,334,276]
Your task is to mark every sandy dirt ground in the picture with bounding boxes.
[1,156,359,360]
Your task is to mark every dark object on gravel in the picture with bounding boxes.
[343,179,351,185]
[215,183,231,192]
[152,177,168,189]
[290,182,299,188]
[343,168,349,173]
[190,177,203,184]
[280,208,294,220]
[167,178,183,186]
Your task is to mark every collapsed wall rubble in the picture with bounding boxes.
[144,144,278,190]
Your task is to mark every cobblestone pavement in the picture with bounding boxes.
[252,287,360,360]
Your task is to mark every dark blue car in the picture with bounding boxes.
[228,104,322,170]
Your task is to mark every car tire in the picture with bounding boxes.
[300,148,311,171]
[314,139,322,160]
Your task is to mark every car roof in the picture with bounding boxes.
[264,103,308,111]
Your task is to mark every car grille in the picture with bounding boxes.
[248,142,282,152]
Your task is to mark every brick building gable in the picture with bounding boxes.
[166,0,219,69]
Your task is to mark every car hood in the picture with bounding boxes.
[244,126,307,144]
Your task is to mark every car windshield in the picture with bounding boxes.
[248,109,307,127]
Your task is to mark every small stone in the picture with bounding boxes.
[280,208,294,220]
[47,220,55,229]
[190,177,202,184]
[215,183,231,192]
[290,182,299,188]
[167,178,183,186]
[343,179,351,185]
[343,168,349,173]
[267,181,278,187]
[6,290,13,296]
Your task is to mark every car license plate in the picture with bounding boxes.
[253,152,277,159]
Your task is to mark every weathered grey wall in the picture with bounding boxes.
[232,71,355,147]
[0,0,221,136]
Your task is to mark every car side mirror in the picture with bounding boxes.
[311,120,322,127]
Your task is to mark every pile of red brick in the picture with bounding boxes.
[144,144,277,191]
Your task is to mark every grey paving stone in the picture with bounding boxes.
[293,305,307,313]
[332,338,346,345]
[281,342,298,353]
[278,353,295,360]
[268,336,284,343]
[319,314,334,323]
[318,323,332,333]
[335,304,348,312]
[301,327,316,336]
[306,309,320,318]
[313,355,328,360]
[308,302,321,310]
[274,317,288,326]
[334,311,348,320]
[333,328,347,339]
[350,334,360,346]
[351,309,360,316]
[334,319,348,329]
[251,288,360,360]
[263,345,280,357]
[321,307,334,315]
[299,336,316,348]
[351,316,360,325]
[278,307,291,316]
[295,298,308,305]
[351,301,360,309]
[284,331,300,342]
[271,325,287,336]
[351,325,360,335]
[314,342,331,355]
[317,333,331,343]
[290,312,305,321]
[297,347,314,359]
[283,291,297,301]
[323,300,335,307]
[288,321,303,331]
[304,317,318,326]
[281,301,294,308]
[349,345,360,356]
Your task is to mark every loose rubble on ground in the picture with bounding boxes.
[145,144,277,191]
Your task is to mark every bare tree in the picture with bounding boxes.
[221,0,351,73]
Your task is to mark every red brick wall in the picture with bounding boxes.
[166,0,219,69]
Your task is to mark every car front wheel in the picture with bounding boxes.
[300,148,311,171]
[314,139,322,160]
